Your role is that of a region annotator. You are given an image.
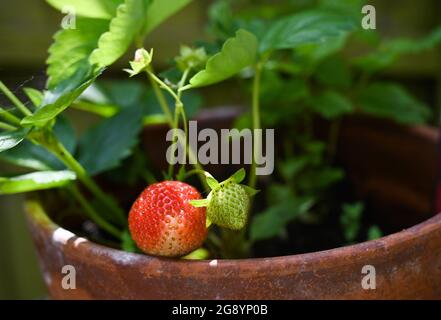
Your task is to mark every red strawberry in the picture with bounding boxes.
[128,181,207,257]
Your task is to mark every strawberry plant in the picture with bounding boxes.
[0,0,440,259]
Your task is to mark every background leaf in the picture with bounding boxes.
[89,0,147,67]
[340,202,363,242]
[189,29,258,88]
[77,105,143,175]
[78,79,202,120]
[0,170,76,195]
[309,90,353,119]
[144,0,193,35]
[314,56,352,89]
[46,0,123,19]
[367,225,382,240]
[260,10,357,52]
[207,0,238,41]
[353,25,441,73]
[358,82,431,124]
[250,196,315,242]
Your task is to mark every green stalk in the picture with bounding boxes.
[44,134,127,226]
[167,103,182,178]
[68,185,122,239]
[0,107,21,126]
[147,68,207,188]
[248,62,263,189]
[145,66,174,127]
[146,70,180,106]
[0,81,32,117]
[0,121,16,131]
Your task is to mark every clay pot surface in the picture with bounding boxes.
[27,199,441,299]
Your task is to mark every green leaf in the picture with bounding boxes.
[309,90,353,119]
[188,29,258,88]
[207,0,238,41]
[46,0,123,19]
[250,196,315,242]
[0,170,76,195]
[260,10,357,52]
[260,73,310,122]
[298,167,344,192]
[0,117,76,170]
[21,71,102,127]
[83,79,202,119]
[0,129,29,153]
[318,0,365,18]
[340,202,363,242]
[77,105,143,175]
[314,56,352,89]
[96,79,145,108]
[144,0,193,35]
[47,18,109,89]
[358,82,431,124]
[294,33,349,68]
[23,88,44,108]
[354,25,441,73]
[89,0,147,68]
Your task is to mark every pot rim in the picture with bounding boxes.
[26,197,441,268]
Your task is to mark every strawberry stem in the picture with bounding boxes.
[248,61,263,190]
[144,65,208,189]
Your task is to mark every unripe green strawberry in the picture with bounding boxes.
[190,169,258,231]
[207,180,250,230]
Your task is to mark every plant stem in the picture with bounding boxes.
[0,81,32,117]
[44,134,127,226]
[176,69,207,188]
[0,107,21,126]
[168,104,182,178]
[147,70,180,104]
[68,185,122,239]
[0,121,16,131]
[145,66,174,127]
[248,62,263,189]
[147,67,207,188]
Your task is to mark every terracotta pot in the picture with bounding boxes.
[26,113,441,299]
